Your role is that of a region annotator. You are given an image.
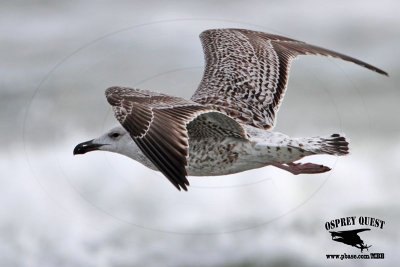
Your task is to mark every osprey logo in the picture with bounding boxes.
[329,228,371,252]
[324,216,386,260]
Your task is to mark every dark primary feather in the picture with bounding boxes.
[105,86,246,191]
[191,28,388,130]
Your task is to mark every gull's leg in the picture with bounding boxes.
[272,162,331,175]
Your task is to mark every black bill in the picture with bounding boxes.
[73,139,105,155]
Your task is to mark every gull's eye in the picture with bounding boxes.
[109,132,120,138]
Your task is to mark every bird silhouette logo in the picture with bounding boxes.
[329,228,372,252]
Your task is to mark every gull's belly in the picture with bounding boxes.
[187,137,267,176]
[135,130,309,176]
[186,132,309,176]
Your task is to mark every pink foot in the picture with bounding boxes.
[272,162,331,175]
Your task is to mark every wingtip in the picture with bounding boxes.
[181,181,189,192]
[373,67,389,76]
[175,184,188,192]
[172,180,189,191]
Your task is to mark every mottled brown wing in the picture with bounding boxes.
[105,86,246,191]
[191,28,388,130]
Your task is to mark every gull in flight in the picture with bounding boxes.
[74,29,387,191]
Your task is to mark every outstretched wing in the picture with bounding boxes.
[191,28,388,130]
[351,228,371,234]
[105,86,246,191]
[330,228,371,235]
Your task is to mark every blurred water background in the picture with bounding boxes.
[1,1,399,266]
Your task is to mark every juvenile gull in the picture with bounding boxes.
[74,29,388,191]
